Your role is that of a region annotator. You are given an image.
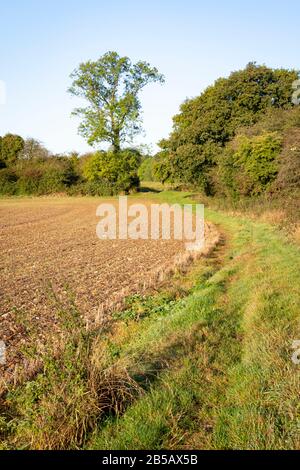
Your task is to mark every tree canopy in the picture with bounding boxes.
[0,133,24,167]
[157,63,298,193]
[69,51,164,151]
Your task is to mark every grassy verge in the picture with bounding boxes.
[195,190,300,243]
[1,191,299,449]
[88,191,300,450]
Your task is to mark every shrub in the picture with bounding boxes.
[152,150,173,185]
[0,168,18,195]
[219,132,282,196]
[14,158,79,195]
[83,149,141,194]
[138,157,154,181]
[0,134,24,167]
[16,165,44,194]
[273,128,300,192]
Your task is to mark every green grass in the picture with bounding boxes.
[87,191,300,450]
[1,190,299,450]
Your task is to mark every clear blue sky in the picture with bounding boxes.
[0,0,299,154]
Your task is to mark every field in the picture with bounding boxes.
[0,196,218,393]
[0,197,184,389]
[0,191,299,450]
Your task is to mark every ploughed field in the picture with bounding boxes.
[0,196,194,388]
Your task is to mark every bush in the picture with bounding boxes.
[0,168,18,195]
[0,147,140,196]
[83,149,141,194]
[16,165,44,194]
[68,181,125,197]
[219,132,282,196]
[273,128,300,192]
[138,157,154,181]
[14,158,79,195]
[0,134,24,167]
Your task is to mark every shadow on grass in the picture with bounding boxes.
[138,186,162,193]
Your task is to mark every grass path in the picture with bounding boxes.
[88,191,300,450]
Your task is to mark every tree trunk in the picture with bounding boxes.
[112,131,121,153]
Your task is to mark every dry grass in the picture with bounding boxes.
[292,223,300,244]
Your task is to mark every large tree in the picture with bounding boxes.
[69,51,164,151]
[158,63,298,193]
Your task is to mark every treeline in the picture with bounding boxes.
[1,62,299,202]
[0,135,141,196]
[152,63,300,201]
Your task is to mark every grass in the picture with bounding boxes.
[1,190,299,449]
[193,189,300,242]
[88,191,300,450]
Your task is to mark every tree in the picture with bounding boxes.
[20,138,50,161]
[69,51,164,151]
[159,63,298,193]
[0,133,24,167]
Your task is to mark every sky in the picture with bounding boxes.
[0,0,299,155]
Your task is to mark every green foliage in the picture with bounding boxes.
[214,106,300,198]
[69,51,164,150]
[275,128,300,191]
[113,292,178,323]
[159,63,298,193]
[0,135,140,196]
[0,168,18,195]
[238,106,300,137]
[83,149,141,194]
[0,134,24,167]
[170,63,297,148]
[152,152,171,185]
[1,63,298,199]
[137,157,155,181]
[219,133,282,196]
[155,142,221,193]
[13,158,80,195]
[16,164,44,194]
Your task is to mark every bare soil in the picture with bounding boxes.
[0,197,193,385]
